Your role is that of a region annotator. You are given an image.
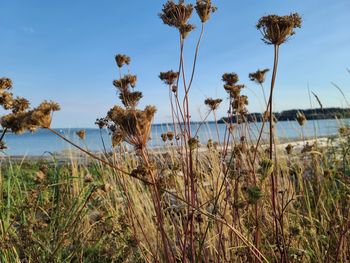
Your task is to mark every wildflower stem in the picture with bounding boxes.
[187,23,205,95]
[268,43,282,258]
[0,127,7,142]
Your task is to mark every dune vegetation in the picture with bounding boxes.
[0,1,350,262]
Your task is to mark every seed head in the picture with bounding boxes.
[112,130,124,147]
[285,144,293,154]
[95,118,108,129]
[195,0,217,23]
[76,129,86,140]
[159,70,179,86]
[249,69,269,84]
[224,84,244,98]
[113,74,137,91]
[11,97,30,113]
[166,131,174,141]
[107,105,156,151]
[119,90,143,108]
[296,111,306,126]
[0,91,14,110]
[204,98,222,110]
[0,78,13,91]
[115,54,131,68]
[0,141,7,150]
[256,13,302,45]
[161,133,167,142]
[159,1,195,38]
[222,73,239,85]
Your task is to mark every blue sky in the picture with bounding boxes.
[0,0,349,128]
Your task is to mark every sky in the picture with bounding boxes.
[0,0,349,128]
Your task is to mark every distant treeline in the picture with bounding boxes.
[219,107,350,123]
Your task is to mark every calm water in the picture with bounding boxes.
[1,119,349,156]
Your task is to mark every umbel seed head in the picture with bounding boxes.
[222,73,239,86]
[204,98,222,111]
[296,111,306,126]
[0,78,13,91]
[195,0,217,23]
[159,1,195,38]
[256,13,302,45]
[249,69,269,84]
[159,70,179,86]
[115,54,131,68]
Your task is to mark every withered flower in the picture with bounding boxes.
[171,85,178,93]
[159,1,195,38]
[119,91,143,108]
[204,98,222,110]
[76,129,86,140]
[222,73,239,85]
[112,130,124,147]
[1,111,32,134]
[107,105,156,150]
[195,0,217,23]
[179,23,196,38]
[113,74,137,91]
[249,69,269,84]
[296,112,306,126]
[188,137,199,150]
[166,131,174,141]
[159,70,179,86]
[0,91,14,110]
[0,78,12,91]
[256,13,302,46]
[95,118,108,129]
[115,54,131,68]
[161,133,167,142]
[224,84,244,98]
[30,101,60,129]
[0,141,7,150]
[11,97,30,113]
[285,144,293,155]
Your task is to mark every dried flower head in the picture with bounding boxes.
[95,118,108,129]
[256,13,302,45]
[285,144,293,154]
[188,137,199,150]
[115,54,131,68]
[0,91,14,110]
[296,111,306,126]
[30,101,60,129]
[0,141,7,150]
[195,0,217,23]
[249,69,270,84]
[159,70,179,86]
[224,84,244,98]
[0,78,13,91]
[76,129,86,140]
[222,73,239,86]
[112,130,124,147]
[166,131,174,141]
[113,74,137,91]
[204,98,222,110]
[119,90,143,108]
[159,1,195,38]
[11,97,30,113]
[179,23,196,38]
[171,85,178,93]
[107,105,156,150]
[161,133,168,142]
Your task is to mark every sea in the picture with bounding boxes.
[1,118,349,156]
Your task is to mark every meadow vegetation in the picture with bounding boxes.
[0,1,349,262]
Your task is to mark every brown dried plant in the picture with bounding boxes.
[256,13,302,45]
